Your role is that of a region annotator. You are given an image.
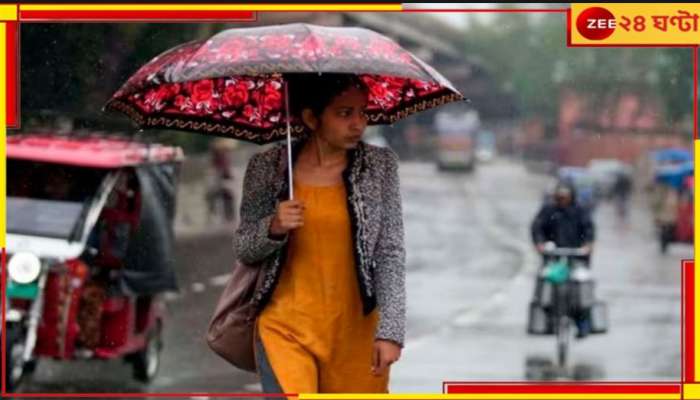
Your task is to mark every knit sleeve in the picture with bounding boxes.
[373,148,407,347]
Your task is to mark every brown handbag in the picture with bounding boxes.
[206,260,263,372]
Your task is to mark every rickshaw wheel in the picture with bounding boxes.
[132,321,162,383]
[5,324,28,392]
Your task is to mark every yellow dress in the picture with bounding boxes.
[256,181,389,394]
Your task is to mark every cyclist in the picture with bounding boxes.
[531,181,595,338]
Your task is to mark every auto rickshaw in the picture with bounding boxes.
[652,160,693,253]
[3,133,184,391]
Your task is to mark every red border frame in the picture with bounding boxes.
[2,4,696,398]
[18,10,256,21]
[6,21,16,128]
[684,260,695,383]
[443,383,683,394]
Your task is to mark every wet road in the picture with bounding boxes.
[392,159,687,391]
[16,155,690,395]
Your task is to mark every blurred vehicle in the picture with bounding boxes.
[434,106,479,172]
[528,243,607,370]
[587,159,631,200]
[476,130,497,163]
[652,161,693,253]
[639,147,692,192]
[363,126,389,148]
[4,133,183,391]
[555,167,599,213]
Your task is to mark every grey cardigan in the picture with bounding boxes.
[233,138,407,346]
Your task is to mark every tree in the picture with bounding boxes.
[462,10,692,130]
[20,23,225,152]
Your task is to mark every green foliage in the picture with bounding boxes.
[463,12,693,128]
[20,23,225,153]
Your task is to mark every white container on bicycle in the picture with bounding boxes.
[570,263,595,310]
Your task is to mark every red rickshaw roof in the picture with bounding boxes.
[7,134,184,168]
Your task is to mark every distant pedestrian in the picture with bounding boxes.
[612,170,633,221]
[205,139,236,223]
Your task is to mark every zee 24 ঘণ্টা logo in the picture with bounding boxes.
[576,6,617,40]
[576,6,700,40]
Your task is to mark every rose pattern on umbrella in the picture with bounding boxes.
[222,80,250,108]
[106,24,464,143]
[294,35,325,61]
[127,73,445,130]
[115,30,432,101]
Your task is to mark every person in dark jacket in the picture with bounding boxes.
[531,182,595,262]
[531,181,595,338]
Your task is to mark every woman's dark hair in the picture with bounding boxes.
[286,73,369,121]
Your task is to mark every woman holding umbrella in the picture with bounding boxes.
[105,23,463,394]
[233,73,404,393]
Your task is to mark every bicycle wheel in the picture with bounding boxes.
[556,315,570,368]
[554,285,570,369]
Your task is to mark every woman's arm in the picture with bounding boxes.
[373,148,407,347]
[233,153,288,265]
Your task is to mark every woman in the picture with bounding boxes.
[232,74,406,394]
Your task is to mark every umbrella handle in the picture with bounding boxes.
[285,79,294,200]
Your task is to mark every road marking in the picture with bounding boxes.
[599,284,681,299]
[157,376,174,386]
[192,282,206,293]
[209,273,232,287]
[450,177,539,328]
[163,291,182,302]
[405,171,544,351]
[243,383,262,392]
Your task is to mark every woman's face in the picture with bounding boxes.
[306,86,369,150]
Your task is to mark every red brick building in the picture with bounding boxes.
[555,85,691,166]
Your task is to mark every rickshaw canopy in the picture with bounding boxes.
[7,133,184,168]
[7,133,183,295]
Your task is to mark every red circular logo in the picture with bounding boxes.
[576,7,616,40]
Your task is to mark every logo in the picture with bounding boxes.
[576,7,617,40]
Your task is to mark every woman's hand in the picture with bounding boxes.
[269,200,305,237]
[371,339,401,376]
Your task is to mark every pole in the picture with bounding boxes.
[284,79,294,200]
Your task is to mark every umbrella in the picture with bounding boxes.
[650,148,692,164]
[656,160,693,190]
[105,23,465,198]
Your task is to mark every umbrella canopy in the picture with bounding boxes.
[655,160,694,190]
[650,148,692,164]
[105,23,464,144]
